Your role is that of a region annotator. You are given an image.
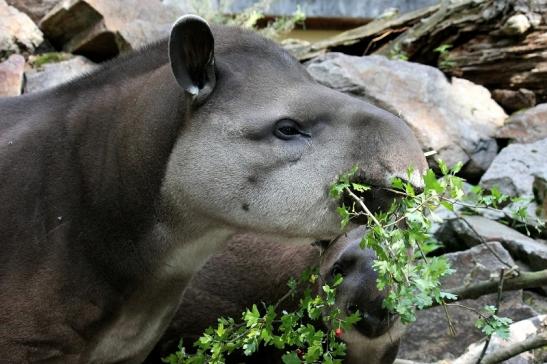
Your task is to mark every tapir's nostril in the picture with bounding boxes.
[350,301,395,338]
[347,304,360,315]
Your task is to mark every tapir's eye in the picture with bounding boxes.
[274,119,310,140]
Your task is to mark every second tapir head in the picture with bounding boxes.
[161,15,427,241]
[318,227,403,364]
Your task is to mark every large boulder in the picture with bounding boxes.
[436,215,547,271]
[496,104,547,144]
[5,0,59,22]
[306,53,507,177]
[0,54,24,96]
[39,0,180,61]
[480,138,547,197]
[0,0,43,56]
[398,243,537,361]
[24,54,96,93]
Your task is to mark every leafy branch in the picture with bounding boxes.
[163,270,355,364]
[329,160,544,338]
[165,161,545,363]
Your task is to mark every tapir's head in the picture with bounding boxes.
[319,227,403,363]
[162,16,426,241]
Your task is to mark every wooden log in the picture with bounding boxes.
[446,28,547,102]
[292,0,547,103]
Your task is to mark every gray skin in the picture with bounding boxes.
[0,15,424,364]
[148,227,402,364]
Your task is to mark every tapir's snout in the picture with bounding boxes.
[340,98,427,213]
[347,296,397,338]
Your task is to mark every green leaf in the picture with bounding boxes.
[440,200,454,211]
[424,169,443,194]
[439,292,457,301]
[282,352,301,364]
[438,160,449,175]
[336,206,350,228]
[351,182,370,192]
[451,161,463,174]
[329,182,349,198]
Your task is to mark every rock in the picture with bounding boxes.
[438,215,547,271]
[480,138,547,197]
[534,174,547,220]
[501,13,532,36]
[398,243,537,361]
[496,103,547,143]
[523,291,547,314]
[40,0,179,61]
[5,0,58,22]
[306,53,507,177]
[0,0,43,56]
[24,54,96,93]
[449,315,547,364]
[0,54,24,96]
[492,88,536,113]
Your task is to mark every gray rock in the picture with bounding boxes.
[439,215,547,271]
[40,0,180,61]
[306,53,507,177]
[399,243,537,361]
[496,103,547,143]
[0,54,24,96]
[24,55,96,93]
[523,291,547,314]
[5,0,59,22]
[491,88,536,114]
[480,138,547,197]
[0,0,43,56]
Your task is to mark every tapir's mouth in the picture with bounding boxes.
[341,185,400,225]
[353,312,399,338]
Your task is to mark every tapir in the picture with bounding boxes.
[147,227,402,364]
[0,15,425,363]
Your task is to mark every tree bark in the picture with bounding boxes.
[439,269,547,305]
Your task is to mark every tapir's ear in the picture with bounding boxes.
[169,15,216,103]
[312,239,333,255]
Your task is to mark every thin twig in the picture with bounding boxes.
[476,268,505,364]
[344,187,383,228]
[446,303,488,318]
[451,269,544,300]
[427,269,547,307]
[452,212,514,270]
[344,188,408,283]
[346,187,458,333]
[481,332,547,364]
[415,238,456,335]
[384,185,515,269]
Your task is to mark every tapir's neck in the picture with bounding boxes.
[48,62,236,362]
[50,64,187,277]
